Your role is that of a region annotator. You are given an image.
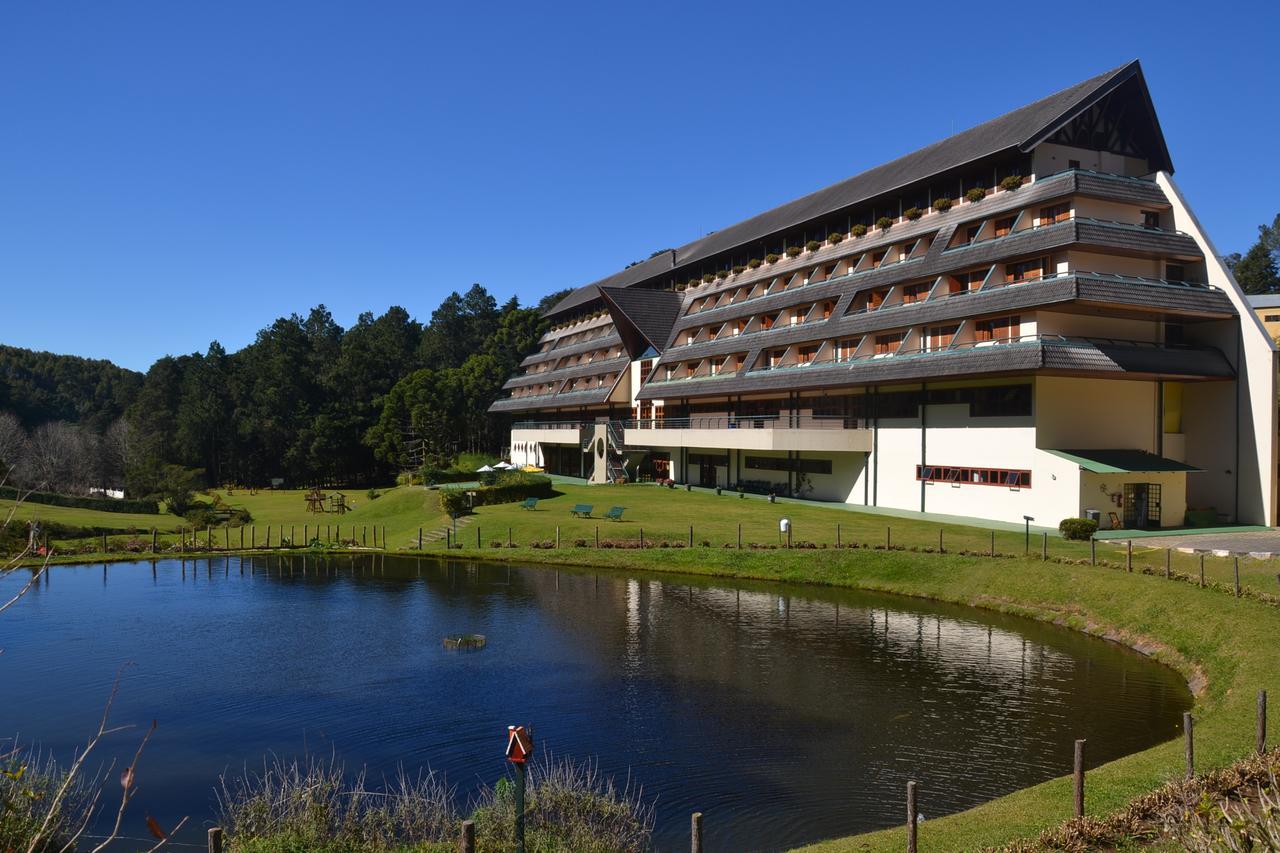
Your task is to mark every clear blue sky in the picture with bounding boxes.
[2,2,1276,371]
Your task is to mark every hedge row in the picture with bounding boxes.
[439,475,554,515]
[0,486,159,515]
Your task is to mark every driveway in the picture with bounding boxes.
[1112,530,1280,556]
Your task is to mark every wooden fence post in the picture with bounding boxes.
[1259,690,1268,754]
[225,527,229,550]
[990,529,995,557]
[938,528,943,554]
[239,525,244,550]
[207,525,213,549]
[689,525,694,547]
[1126,539,1132,572]
[690,811,703,853]
[251,526,255,549]
[1234,557,1241,598]
[1184,712,1194,777]
[1090,536,1096,566]
[418,528,423,549]
[886,526,891,550]
[595,526,599,548]
[737,523,741,549]
[1041,531,1048,561]
[152,528,158,553]
[476,526,481,549]
[555,526,560,549]
[208,827,224,853]
[508,526,512,547]
[1200,554,1205,588]
[101,533,107,553]
[836,522,841,548]
[460,818,475,853]
[639,527,644,548]
[304,524,309,545]
[1073,738,1086,818]
[906,781,918,853]
[363,526,367,546]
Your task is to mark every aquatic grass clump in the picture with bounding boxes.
[217,756,457,851]
[468,754,654,853]
[218,752,654,852]
[0,746,94,853]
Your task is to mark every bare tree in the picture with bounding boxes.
[0,412,25,480]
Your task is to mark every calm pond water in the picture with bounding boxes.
[0,555,1190,851]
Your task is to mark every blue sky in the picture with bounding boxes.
[2,1,1277,371]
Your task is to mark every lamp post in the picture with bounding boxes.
[1023,515,1035,554]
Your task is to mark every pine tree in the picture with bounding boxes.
[1233,240,1280,294]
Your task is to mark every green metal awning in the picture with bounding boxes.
[1045,449,1203,474]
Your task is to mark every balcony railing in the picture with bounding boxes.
[511,421,589,431]
[624,415,861,431]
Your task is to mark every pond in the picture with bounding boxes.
[0,555,1191,851]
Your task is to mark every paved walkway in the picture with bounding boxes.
[1113,529,1280,556]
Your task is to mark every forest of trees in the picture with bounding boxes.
[0,284,573,500]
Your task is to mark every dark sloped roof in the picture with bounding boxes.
[547,61,1167,319]
[598,286,684,354]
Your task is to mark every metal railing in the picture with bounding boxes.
[622,415,862,431]
[511,421,588,431]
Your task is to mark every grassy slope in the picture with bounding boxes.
[10,482,1280,849]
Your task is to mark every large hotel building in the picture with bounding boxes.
[490,62,1278,529]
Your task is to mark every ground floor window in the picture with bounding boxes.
[916,465,1031,488]
[745,456,832,475]
[1123,483,1162,528]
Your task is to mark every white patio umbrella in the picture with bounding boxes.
[476,464,495,473]
[493,461,512,469]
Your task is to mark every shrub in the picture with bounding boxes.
[875,216,894,231]
[1059,517,1098,540]
[732,265,746,275]
[1000,174,1025,191]
[366,487,381,501]
[965,186,988,203]
[747,258,762,269]
[785,245,802,257]
[850,223,868,237]
[764,253,780,264]
[702,273,715,283]
[828,231,844,244]
[439,472,554,515]
[903,206,923,221]
[805,240,821,252]
[0,485,159,515]
[933,197,953,212]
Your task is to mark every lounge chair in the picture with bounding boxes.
[604,506,625,522]
[570,504,593,518]
[520,497,539,510]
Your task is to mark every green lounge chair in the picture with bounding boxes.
[520,497,538,510]
[570,504,593,518]
[604,506,625,522]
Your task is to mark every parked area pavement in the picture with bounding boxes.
[1115,529,1280,557]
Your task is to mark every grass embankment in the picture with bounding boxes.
[9,482,1280,849]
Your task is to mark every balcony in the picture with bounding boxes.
[511,421,586,445]
[623,415,871,453]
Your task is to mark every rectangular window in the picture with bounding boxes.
[821,301,834,320]
[1267,315,1280,323]
[874,332,904,354]
[745,456,833,475]
[929,324,958,349]
[688,453,729,466]
[639,359,654,383]
[1006,259,1045,283]
[733,354,745,371]
[837,338,859,360]
[966,225,981,243]
[866,289,887,310]
[871,251,886,269]
[1039,204,1070,225]
[768,349,785,368]
[760,314,775,330]
[797,345,820,364]
[1166,263,1186,282]
[899,242,915,261]
[1142,210,1161,229]
[902,283,930,304]
[993,217,1016,238]
[916,465,1031,488]
[976,315,1021,342]
[969,384,1032,417]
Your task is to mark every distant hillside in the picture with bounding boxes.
[0,344,143,431]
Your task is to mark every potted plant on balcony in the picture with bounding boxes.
[702,273,715,283]
[732,264,746,275]
[805,240,821,252]
[850,223,868,238]
[876,216,894,231]
[903,207,923,221]
[785,246,802,258]
[933,197,953,213]
[965,187,988,203]
[999,175,1025,191]
[828,231,845,244]
[765,253,781,264]
[747,258,762,269]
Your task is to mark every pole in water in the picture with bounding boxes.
[906,780,918,853]
[208,827,224,853]
[691,811,703,853]
[1184,712,1194,777]
[1073,738,1086,818]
